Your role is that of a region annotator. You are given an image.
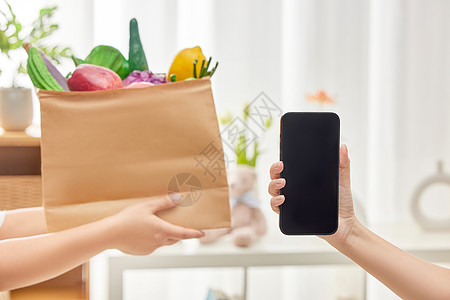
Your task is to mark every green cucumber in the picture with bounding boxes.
[128,18,148,72]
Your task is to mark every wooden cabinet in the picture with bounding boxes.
[0,131,41,210]
[0,131,88,300]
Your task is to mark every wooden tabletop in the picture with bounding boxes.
[0,130,40,147]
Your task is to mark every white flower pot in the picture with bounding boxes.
[0,87,33,131]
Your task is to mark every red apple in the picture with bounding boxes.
[68,64,123,91]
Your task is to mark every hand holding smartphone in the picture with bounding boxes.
[279,112,340,235]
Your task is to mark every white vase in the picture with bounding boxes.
[0,87,33,131]
[411,161,450,230]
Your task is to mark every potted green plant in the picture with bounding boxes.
[220,103,272,167]
[0,1,71,131]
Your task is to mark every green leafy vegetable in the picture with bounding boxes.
[84,45,129,79]
[71,55,84,67]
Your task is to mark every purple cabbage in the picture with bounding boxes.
[123,70,168,86]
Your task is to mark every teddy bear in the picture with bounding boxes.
[200,165,267,247]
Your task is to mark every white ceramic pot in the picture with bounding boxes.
[0,87,33,131]
[0,290,10,300]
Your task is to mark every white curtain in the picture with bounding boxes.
[6,0,450,299]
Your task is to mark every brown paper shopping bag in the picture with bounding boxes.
[38,77,230,232]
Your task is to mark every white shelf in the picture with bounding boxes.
[89,222,450,300]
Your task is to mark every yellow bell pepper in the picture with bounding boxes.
[168,46,206,81]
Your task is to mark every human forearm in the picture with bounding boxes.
[329,221,450,300]
[0,196,203,291]
[0,216,115,291]
[0,207,47,239]
[269,146,450,299]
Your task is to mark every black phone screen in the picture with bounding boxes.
[279,112,340,235]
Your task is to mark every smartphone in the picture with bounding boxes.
[279,112,340,235]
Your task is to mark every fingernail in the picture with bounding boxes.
[276,178,285,186]
[277,161,283,169]
[169,193,182,204]
[274,195,285,204]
